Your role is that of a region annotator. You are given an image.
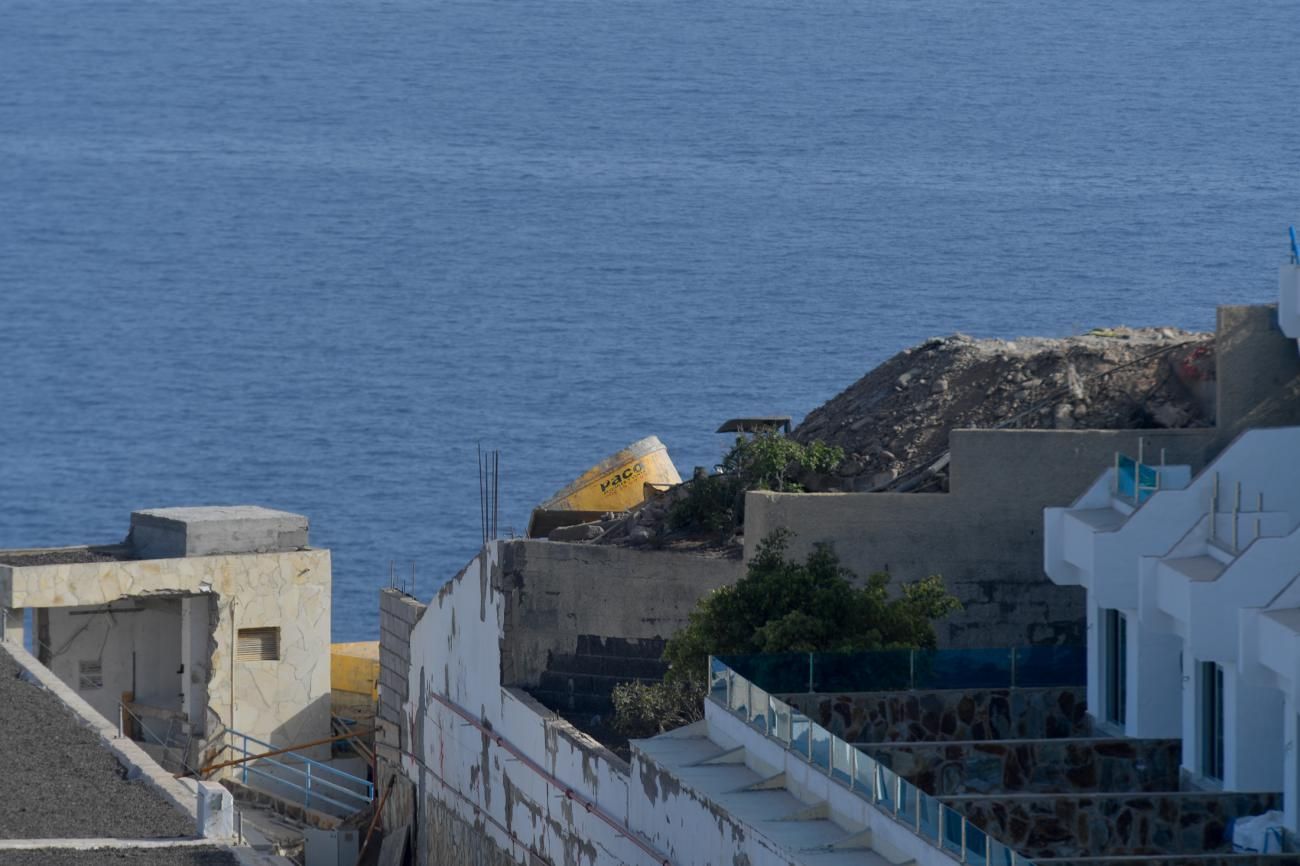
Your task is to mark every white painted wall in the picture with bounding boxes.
[399,540,963,866]
[47,599,184,743]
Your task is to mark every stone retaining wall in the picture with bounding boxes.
[947,790,1283,859]
[781,686,1090,744]
[868,737,1181,795]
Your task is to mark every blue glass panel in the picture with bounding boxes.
[987,838,1016,866]
[718,652,811,694]
[942,806,964,855]
[813,648,912,692]
[875,765,894,812]
[749,686,769,733]
[1116,455,1137,500]
[897,778,918,827]
[917,791,940,842]
[966,823,990,866]
[708,658,728,704]
[852,748,875,798]
[830,737,852,785]
[1012,645,1087,688]
[810,724,831,770]
[912,647,1013,690]
[791,714,811,760]
[1137,463,1160,503]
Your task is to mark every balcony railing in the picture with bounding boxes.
[715,646,1085,696]
[709,657,1041,866]
[1115,453,1162,506]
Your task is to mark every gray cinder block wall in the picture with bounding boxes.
[377,588,426,849]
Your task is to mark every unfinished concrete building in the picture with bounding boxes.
[0,506,332,775]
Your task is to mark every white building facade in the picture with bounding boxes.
[1045,426,1300,833]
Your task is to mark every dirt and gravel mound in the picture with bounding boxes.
[794,327,1214,491]
[566,326,1214,547]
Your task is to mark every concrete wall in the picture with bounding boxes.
[385,540,964,866]
[948,789,1283,859]
[390,544,667,866]
[45,598,188,744]
[747,428,1214,648]
[497,540,741,688]
[0,549,332,762]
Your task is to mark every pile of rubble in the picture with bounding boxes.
[560,326,1214,546]
[794,327,1214,491]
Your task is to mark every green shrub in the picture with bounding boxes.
[667,433,844,534]
[611,531,961,736]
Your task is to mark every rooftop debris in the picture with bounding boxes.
[567,326,1214,546]
[795,327,1213,492]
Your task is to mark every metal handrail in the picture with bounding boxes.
[711,657,1039,866]
[226,727,374,813]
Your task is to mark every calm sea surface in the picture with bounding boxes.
[2,0,1297,640]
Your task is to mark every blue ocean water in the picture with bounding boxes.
[2,0,1297,641]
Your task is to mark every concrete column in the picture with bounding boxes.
[1181,647,1198,778]
[196,779,234,839]
[1284,699,1299,833]
[1,606,22,647]
[1086,602,1103,729]
[1129,622,1183,739]
[1225,664,1284,791]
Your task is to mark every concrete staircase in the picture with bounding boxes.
[530,635,669,725]
[637,723,918,866]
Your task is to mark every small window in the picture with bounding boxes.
[237,627,280,661]
[79,660,103,690]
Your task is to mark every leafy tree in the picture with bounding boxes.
[611,531,961,737]
[668,433,844,534]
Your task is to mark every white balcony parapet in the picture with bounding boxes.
[1047,428,1300,611]
[1145,520,1300,661]
[1278,229,1300,347]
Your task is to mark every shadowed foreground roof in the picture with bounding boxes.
[0,644,195,840]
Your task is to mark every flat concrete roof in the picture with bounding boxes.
[0,546,132,568]
[130,506,303,526]
[0,644,195,840]
[0,848,238,865]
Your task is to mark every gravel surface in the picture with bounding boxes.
[0,848,238,866]
[0,547,130,567]
[0,647,195,839]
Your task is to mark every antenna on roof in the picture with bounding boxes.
[1290,225,1299,265]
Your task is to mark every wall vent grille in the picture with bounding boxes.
[236,627,280,661]
[79,660,103,690]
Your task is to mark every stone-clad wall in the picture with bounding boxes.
[1,550,333,763]
[868,737,1181,795]
[782,686,1090,744]
[948,790,1283,859]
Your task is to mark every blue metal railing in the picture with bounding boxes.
[226,728,374,815]
[710,657,1040,866]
